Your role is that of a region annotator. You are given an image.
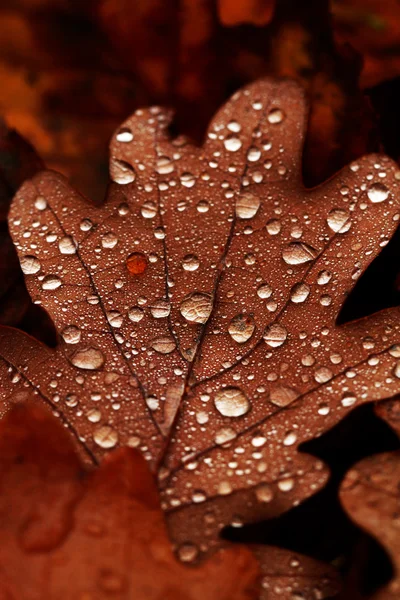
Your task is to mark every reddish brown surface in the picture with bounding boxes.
[341,451,400,599]
[1,80,400,579]
[0,404,261,600]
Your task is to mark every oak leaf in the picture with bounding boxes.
[0,404,260,600]
[340,451,400,599]
[1,78,400,559]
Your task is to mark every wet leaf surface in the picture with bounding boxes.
[340,450,400,599]
[0,404,261,600]
[1,79,400,569]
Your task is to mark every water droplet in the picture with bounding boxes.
[263,324,287,348]
[116,127,133,142]
[58,236,77,255]
[112,159,136,184]
[93,424,118,448]
[197,200,209,213]
[20,255,41,275]
[177,543,199,563]
[126,252,148,275]
[278,478,294,492]
[290,283,310,303]
[393,362,400,378]
[80,218,93,232]
[235,192,260,219]
[266,219,281,235]
[224,135,242,152]
[156,156,174,174]
[270,386,298,407]
[34,196,47,210]
[255,484,273,503]
[367,183,389,203]
[87,408,101,423]
[327,208,351,233]
[267,108,285,124]
[227,120,241,133]
[317,270,332,285]
[151,336,176,354]
[106,311,123,328]
[214,387,250,417]
[257,283,273,299]
[70,347,105,370]
[128,307,144,322]
[180,292,212,324]
[228,314,255,343]
[141,201,157,219]
[283,431,297,446]
[61,325,81,344]
[150,299,171,318]
[182,254,200,271]
[180,172,195,188]
[314,366,333,383]
[247,147,261,162]
[215,427,237,444]
[42,275,62,290]
[282,242,317,265]
[341,393,356,407]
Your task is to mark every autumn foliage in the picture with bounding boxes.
[1,2,400,599]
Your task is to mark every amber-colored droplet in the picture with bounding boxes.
[126,252,148,275]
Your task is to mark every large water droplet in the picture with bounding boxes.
[112,159,136,184]
[61,325,81,344]
[106,311,123,328]
[182,254,200,271]
[367,183,389,203]
[34,196,47,210]
[257,283,273,299]
[156,156,174,174]
[128,306,144,322]
[267,108,285,124]
[282,242,317,265]
[20,255,41,275]
[327,208,351,233]
[93,424,118,448]
[270,386,298,407]
[263,324,287,347]
[150,336,176,354]
[255,484,273,503]
[141,201,157,219]
[290,282,310,303]
[224,135,242,152]
[214,387,250,417]
[58,236,77,255]
[70,347,105,370]
[101,232,118,249]
[126,252,148,275]
[116,127,133,142]
[42,275,62,290]
[235,192,260,219]
[228,314,255,343]
[180,292,212,324]
[150,299,171,318]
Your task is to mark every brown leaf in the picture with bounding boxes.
[340,451,400,599]
[0,404,260,600]
[1,78,400,561]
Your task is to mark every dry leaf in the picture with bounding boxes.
[1,79,400,560]
[340,451,400,599]
[0,403,260,600]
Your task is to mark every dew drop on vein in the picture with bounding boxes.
[327,208,351,233]
[235,192,260,219]
[42,275,62,290]
[282,242,317,265]
[180,292,212,323]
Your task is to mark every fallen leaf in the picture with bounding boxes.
[0,403,260,600]
[1,79,400,560]
[340,451,400,599]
